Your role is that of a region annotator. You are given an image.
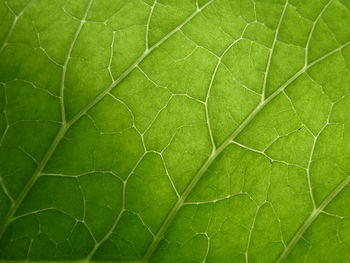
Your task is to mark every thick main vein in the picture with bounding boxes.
[0,0,214,239]
[0,0,94,238]
[1,1,349,261]
[141,39,350,262]
[277,175,350,263]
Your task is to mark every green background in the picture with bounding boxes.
[1,0,350,262]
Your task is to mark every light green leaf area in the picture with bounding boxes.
[1,0,350,262]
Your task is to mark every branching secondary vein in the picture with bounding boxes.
[141,39,350,263]
[0,0,215,249]
[1,0,350,262]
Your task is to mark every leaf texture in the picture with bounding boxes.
[1,0,350,262]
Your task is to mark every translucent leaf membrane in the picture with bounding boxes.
[1,0,350,262]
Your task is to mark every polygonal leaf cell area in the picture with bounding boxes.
[1,0,350,262]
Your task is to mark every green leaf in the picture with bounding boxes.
[1,0,350,262]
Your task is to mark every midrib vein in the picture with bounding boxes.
[0,0,349,261]
[141,40,350,262]
[0,0,94,238]
[277,175,350,263]
[141,77,278,263]
[0,124,66,239]
[0,0,214,241]
[68,0,214,126]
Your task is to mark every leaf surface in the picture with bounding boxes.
[1,0,350,262]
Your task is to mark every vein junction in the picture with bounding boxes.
[1,0,350,262]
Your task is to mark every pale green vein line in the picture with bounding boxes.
[0,0,33,54]
[145,0,157,50]
[0,0,94,238]
[277,175,350,263]
[0,0,214,243]
[261,0,288,101]
[204,24,249,154]
[305,0,333,65]
[60,0,94,124]
[0,124,66,238]
[0,2,348,262]
[68,0,214,128]
[141,39,350,263]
